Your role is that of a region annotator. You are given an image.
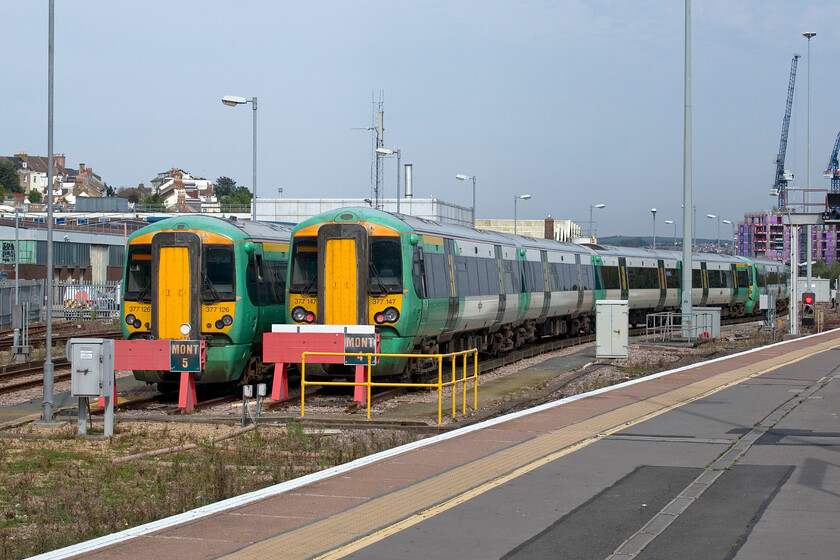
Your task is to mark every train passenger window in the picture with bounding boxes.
[547,263,561,291]
[692,269,703,287]
[203,245,236,302]
[664,268,680,289]
[369,238,403,295]
[425,253,450,299]
[125,244,152,301]
[581,265,596,291]
[528,261,546,292]
[466,258,481,296]
[600,266,620,290]
[487,259,501,295]
[289,237,318,295]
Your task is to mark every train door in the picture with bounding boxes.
[656,259,667,310]
[151,232,201,340]
[317,224,369,325]
[618,257,629,300]
[699,262,709,306]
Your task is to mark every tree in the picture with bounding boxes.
[116,187,142,204]
[0,160,21,193]
[214,176,237,199]
[27,190,42,203]
[224,186,253,206]
[141,193,166,207]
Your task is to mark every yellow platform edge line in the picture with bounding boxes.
[226,338,840,560]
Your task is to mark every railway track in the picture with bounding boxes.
[0,326,122,353]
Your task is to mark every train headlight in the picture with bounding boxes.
[179,323,191,336]
[215,320,224,329]
[292,306,316,323]
[375,307,400,324]
[126,314,135,326]
[222,314,233,326]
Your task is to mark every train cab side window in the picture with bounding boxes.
[289,237,318,295]
[369,238,403,295]
[412,246,427,298]
[125,244,152,301]
[736,269,748,289]
[202,245,236,303]
[245,253,261,305]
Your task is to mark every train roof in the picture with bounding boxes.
[294,207,595,255]
[128,215,292,243]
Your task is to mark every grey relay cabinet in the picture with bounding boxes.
[596,300,629,358]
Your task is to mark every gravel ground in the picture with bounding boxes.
[0,321,799,423]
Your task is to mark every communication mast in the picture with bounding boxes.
[774,55,800,210]
[354,92,385,208]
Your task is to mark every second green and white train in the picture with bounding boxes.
[286,208,788,379]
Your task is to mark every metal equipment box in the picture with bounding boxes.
[596,300,629,358]
[67,338,114,398]
[693,307,721,338]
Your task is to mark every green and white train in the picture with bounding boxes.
[286,207,788,380]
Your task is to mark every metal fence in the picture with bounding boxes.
[52,281,121,321]
[0,280,44,328]
[645,310,718,342]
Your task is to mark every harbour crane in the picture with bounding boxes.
[773,54,800,209]
[825,131,840,193]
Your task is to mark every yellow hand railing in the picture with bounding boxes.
[300,349,479,425]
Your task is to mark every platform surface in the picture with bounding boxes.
[35,330,840,560]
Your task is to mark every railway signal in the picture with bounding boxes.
[802,292,815,326]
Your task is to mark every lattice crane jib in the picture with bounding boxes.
[826,131,840,193]
[775,55,800,210]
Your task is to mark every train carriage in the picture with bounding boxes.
[121,215,292,390]
[286,207,789,381]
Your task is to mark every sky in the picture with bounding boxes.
[2,1,839,239]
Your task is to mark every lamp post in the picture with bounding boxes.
[722,219,732,251]
[222,95,257,222]
[651,208,657,248]
[376,147,402,213]
[706,214,727,250]
[456,174,477,227]
[589,203,605,240]
[665,220,676,249]
[514,194,531,235]
[803,31,816,293]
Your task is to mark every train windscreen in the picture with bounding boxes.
[125,244,152,301]
[369,238,402,295]
[203,245,236,302]
[289,237,318,295]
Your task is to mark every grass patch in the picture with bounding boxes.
[0,422,422,559]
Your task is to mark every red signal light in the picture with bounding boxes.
[804,295,814,305]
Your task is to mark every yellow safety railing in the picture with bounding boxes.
[300,349,479,424]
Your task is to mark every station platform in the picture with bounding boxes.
[36,330,840,560]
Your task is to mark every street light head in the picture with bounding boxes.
[665,220,674,224]
[706,214,716,219]
[222,95,248,106]
[521,194,531,200]
[376,148,395,156]
[803,31,816,39]
[594,203,605,209]
[455,174,470,181]
[722,219,732,224]
[651,208,657,214]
